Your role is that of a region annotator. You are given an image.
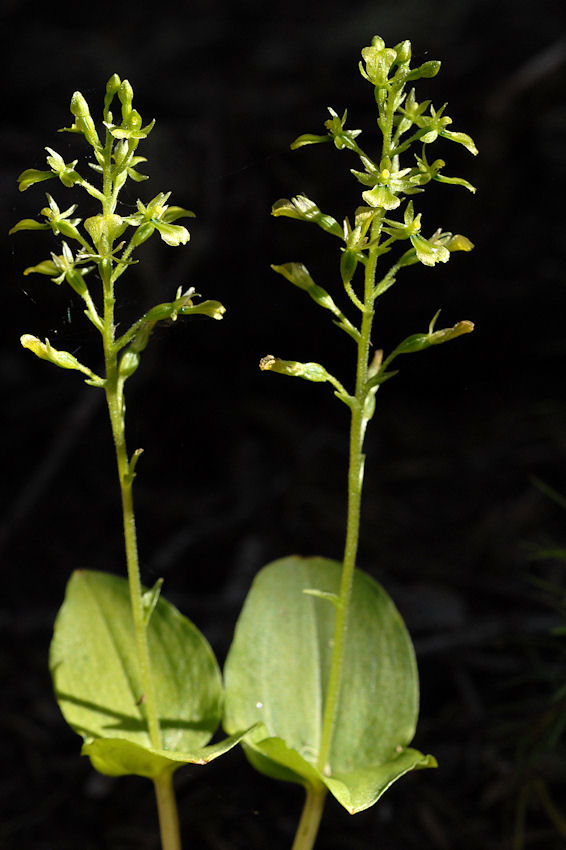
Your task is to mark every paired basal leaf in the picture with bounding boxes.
[223,556,436,813]
[50,570,244,779]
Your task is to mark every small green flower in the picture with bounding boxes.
[412,150,476,193]
[44,147,83,188]
[23,240,93,295]
[357,157,415,210]
[408,103,478,155]
[104,109,155,142]
[382,203,450,266]
[20,334,103,385]
[410,232,450,266]
[290,108,362,153]
[359,37,397,86]
[124,193,194,246]
[271,195,343,238]
[382,200,421,239]
[323,108,362,152]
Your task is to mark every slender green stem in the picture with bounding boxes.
[291,785,327,850]
[317,215,380,776]
[102,291,162,750]
[96,125,162,751]
[96,123,185,850]
[154,773,183,850]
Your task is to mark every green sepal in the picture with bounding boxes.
[223,557,436,814]
[433,172,476,193]
[127,167,149,183]
[50,570,245,780]
[9,218,50,234]
[440,129,478,155]
[272,196,343,238]
[290,133,331,149]
[16,168,55,192]
[22,260,61,278]
[161,206,196,222]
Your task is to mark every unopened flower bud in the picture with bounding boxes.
[394,40,411,64]
[119,350,140,379]
[69,91,100,148]
[418,60,441,78]
[70,91,90,119]
[119,80,134,121]
[106,74,121,97]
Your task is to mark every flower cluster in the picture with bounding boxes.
[267,35,476,402]
[11,74,223,384]
[280,36,477,276]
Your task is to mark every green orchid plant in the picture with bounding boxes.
[222,36,477,850]
[10,75,249,850]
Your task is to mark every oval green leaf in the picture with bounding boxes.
[223,556,436,813]
[50,570,236,778]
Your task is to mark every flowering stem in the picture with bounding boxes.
[316,213,381,776]
[98,129,181,850]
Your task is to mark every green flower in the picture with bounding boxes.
[23,241,93,295]
[407,103,478,155]
[271,195,343,238]
[44,147,83,188]
[104,109,155,141]
[412,150,476,193]
[382,202,451,267]
[323,108,362,151]
[359,37,397,86]
[124,193,194,246]
[356,157,415,210]
[20,334,103,385]
[410,232,450,266]
[290,107,362,153]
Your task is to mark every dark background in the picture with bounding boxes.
[2,1,566,848]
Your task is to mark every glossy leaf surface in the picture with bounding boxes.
[223,556,436,813]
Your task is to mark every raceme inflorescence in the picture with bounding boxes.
[223,35,477,850]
